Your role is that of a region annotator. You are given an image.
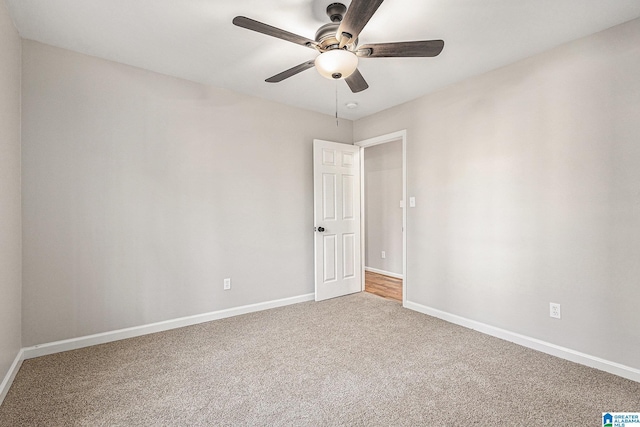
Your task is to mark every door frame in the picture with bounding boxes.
[355,130,407,306]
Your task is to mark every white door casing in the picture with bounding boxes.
[313,140,361,301]
[355,130,407,306]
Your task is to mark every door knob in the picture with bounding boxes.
[317,227,325,232]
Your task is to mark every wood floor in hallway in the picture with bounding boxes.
[364,270,402,302]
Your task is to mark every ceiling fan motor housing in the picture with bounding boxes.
[315,23,340,48]
[315,23,357,51]
[317,3,358,51]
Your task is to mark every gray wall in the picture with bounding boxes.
[364,140,403,275]
[21,41,352,346]
[354,18,640,370]
[0,0,22,384]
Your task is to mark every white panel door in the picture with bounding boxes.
[313,140,361,301]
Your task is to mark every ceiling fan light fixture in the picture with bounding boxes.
[315,49,358,80]
[233,0,445,93]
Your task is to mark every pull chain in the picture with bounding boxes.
[335,81,339,127]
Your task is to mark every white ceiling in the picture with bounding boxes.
[6,0,640,120]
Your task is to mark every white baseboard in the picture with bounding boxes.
[22,293,315,360]
[365,266,403,279]
[0,349,24,406]
[3,293,314,402]
[404,300,640,383]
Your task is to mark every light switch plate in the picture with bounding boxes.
[409,197,416,208]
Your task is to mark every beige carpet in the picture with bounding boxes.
[1,292,638,426]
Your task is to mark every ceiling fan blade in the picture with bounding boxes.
[233,16,318,50]
[356,40,445,57]
[265,60,316,83]
[337,0,385,48]
[345,69,369,93]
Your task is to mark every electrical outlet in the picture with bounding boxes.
[550,303,561,319]
[381,251,386,259]
[224,278,231,290]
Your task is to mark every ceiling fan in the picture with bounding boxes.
[233,0,444,93]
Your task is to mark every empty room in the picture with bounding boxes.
[1,0,639,425]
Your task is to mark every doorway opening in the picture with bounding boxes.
[356,131,407,305]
